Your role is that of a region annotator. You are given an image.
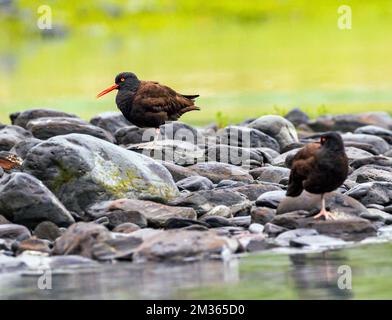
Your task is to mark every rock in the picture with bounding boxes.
[90,111,132,135]
[128,228,163,241]
[52,222,111,259]
[128,140,205,166]
[251,207,276,224]
[217,126,280,151]
[0,125,32,151]
[246,238,277,252]
[216,180,247,188]
[348,165,392,183]
[201,205,232,219]
[251,166,290,184]
[112,223,140,234]
[87,198,195,228]
[199,216,234,228]
[0,173,74,228]
[255,190,286,208]
[229,216,251,228]
[91,236,143,261]
[86,200,148,228]
[272,148,300,167]
[360,208,392,224]
[14,238,51,254]
[176,176,214,191]
[0,224,31,240]
[206,145,267,168]
[170,189,251,217]
[10,109,78,128]
[160,161,199,182]
[34,221,62,241]
[350,156,392,169]
[342,133,389,155]
[249,223,264,234]
[289,235,346,248]
[263,223,289,237]
[23,134,179,215]
[307,112,392,132]
[355,125,392,144]
[187,162,254,184]
[346,182,392,206]
[277,191,369,216]
[10,138,42,159]
[385,205,392,214]
[275,229,319,246]
[247,115,298,149]
[0,215,11,225]
[114,125,146,145]
[132,230,238,262]
[229,183,283,201]
[284,108,310,127]
[26,117,115,143]
[345,147,373,161]
[159,122,203,145]
[164,217,209,229]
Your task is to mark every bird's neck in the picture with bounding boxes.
[115,83,140,117]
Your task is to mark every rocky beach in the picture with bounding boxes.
[1,108,392,298]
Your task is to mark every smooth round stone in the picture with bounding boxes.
[202,205,232,219]
[113,223,141,234]
[249,223,265,234]
[34,221,62,242]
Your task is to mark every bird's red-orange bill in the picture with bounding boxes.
[96,84,119,98]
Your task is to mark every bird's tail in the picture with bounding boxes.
[182,94,200,100]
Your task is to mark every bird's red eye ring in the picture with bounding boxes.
[320,137,327,143]
[120,78,125,82]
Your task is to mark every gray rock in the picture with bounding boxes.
[229,216,251,228]
[0,224,31,240]
[251,207,276,224]
[251,166,290,184]
[0,125,32,151]
[277,191,368,217]
[10,138,42,159]
[90,111,132,135]
[229,183,283,201]
[247,115,298,149]
[275,228,318,246]
[170,189,251,217]
[216,180,247,188]
[23,134,179,215]
[0,173,74,228]
[160,161,199,182]
[115,125,146,145]
[188,162,254,184]
[307,112,392,132]
[11,109,78,128]
[272,148,300,167]
[284,108,310,127]
[199,215,234,228]
[34,221,62,241]
[249,223,264,234]
[201,205,232,219]
[348,165,392,183]
[345,147,373,161]
[360,208,392,224]
[342,133,389,155]
[164,217,209,229]
[217,126,280,151]
[350,156,392,169]
[263,223,289,237]
[289,235,346,248]
[132,230,238,262]
[112,223,140,234]
[176,176,214,191]
[26,117,115,143]
[346,182,392,206]
[128,140,205,166]
[355,125,392,144]
[0,215,11,225]
[159,122,203,145]
[255,190,286,208]
[87,198,196,228]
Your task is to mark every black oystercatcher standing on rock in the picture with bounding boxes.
[97,72,200,144]
[286,132,349,220]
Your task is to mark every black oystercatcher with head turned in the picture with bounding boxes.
[97,72,200,142]
[0,151,23,170]
[286,132,349,220]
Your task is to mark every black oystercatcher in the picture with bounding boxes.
[286,132,349,220]
[0,151,23,170]
[97,72,200,143]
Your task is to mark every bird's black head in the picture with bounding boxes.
[320,132,345,151]
[97,71,140,98]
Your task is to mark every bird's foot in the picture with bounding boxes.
[313,209,336,220]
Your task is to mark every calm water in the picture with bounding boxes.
[1,242,392,300]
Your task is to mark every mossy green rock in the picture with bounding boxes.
[23,134,179,215]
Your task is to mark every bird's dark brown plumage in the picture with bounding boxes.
[286,132,349,198]
[98,72,200,128]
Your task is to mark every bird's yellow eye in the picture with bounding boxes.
[121,78,125,82]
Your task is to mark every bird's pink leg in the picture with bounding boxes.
[313,194,336,220]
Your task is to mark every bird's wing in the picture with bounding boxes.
[286,143,321,196]
[133,81,199,117]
